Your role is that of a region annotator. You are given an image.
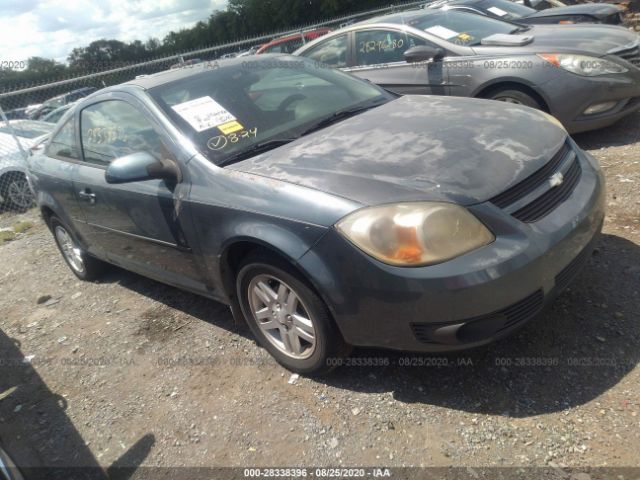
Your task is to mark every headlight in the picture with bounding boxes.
[335,202,495,267]
[538,53,628,76]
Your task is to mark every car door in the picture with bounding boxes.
[344,28,451,96]
[31,116,84,225]
[72,93,206,290]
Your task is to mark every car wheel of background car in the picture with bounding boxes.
[237,254,350,375]
[487,88,542,110]
[49,216,105,281]
[0,173,34,211]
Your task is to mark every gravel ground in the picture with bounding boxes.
[0,111,639,478]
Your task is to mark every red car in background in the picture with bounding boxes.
[256,28,332,54]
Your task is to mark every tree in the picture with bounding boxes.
[1,0,399,91]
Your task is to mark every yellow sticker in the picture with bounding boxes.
[218,120,244,134]
[458,33,472,42]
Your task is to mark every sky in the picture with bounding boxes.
[0,0,228,64]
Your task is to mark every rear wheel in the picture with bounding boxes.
[49,216,106,281]
[237,254,350,375]
[487,88,542,110]
[1,173,34,211]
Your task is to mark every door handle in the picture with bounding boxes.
[78,189,96,205]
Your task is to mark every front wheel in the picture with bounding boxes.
[237,254,349,375]
[487,88,542,110]
[50,216,106,281]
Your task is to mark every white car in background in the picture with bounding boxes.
[0,120,53,211]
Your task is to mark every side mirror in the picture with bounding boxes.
[105,152,181,184]
[404,45,445,63]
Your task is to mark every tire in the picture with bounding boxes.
[236,254,350,375]
[49,216,106,281]
[0,173,34,212]
[487,88,542,110]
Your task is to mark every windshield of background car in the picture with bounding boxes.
[0,121,53,139]
[478,0,536,19]
[43,96,65,109]
[401,11,517,46]
[149,57,392,166]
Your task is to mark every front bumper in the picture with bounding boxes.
[544,63,640,134]
[297,142,605,352]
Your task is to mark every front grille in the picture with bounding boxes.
[555,244,592,292]
[512,158,582,223]
[613,44,640,67]
[411,290,544,345]
[500,289,545,331]
[490,142,581,223]
[490,143,570,209]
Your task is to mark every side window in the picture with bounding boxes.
[355,30,426,66]
[264,44,283,54]
[284,37,305,54]
[47,117,79,160]
[303,34,348,68]
[80,100,173,167]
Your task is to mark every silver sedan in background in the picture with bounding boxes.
[294,9,640,133]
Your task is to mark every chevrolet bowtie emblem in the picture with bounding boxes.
[549,172,564,188]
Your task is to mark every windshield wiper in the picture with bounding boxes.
[300,101,385,137]
[218,138,297,166]
[510,25,531,34]
[217,99,387,166]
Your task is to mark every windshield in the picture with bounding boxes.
[150,57,392,166]
[43,96,66,109]
[400,11,517,46]
[479,0,536,19]
[0,121,54,139]
[531,0,567,8]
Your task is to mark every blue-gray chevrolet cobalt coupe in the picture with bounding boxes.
[28,56,604,374]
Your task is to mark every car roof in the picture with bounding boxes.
[427,0,481,7]
[122,55,290,91]
[357,9,447,26]
[0,120,54,138]
[268,28,331,44]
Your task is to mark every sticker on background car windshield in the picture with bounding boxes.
[457,33,473,43]
[218,120,244,135]
[424,26,459,40]
[487,6,509,16]
[171,96,236,132]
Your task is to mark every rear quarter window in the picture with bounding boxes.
[46,118,79,160]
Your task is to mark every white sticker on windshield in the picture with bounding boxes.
[424,26,459,40]
[487,6,509,16]
[171,96,236,132]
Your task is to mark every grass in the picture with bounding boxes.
[12,221,34,234]
[0,230,16,243]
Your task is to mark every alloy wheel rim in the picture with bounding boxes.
[7,179,34,209]
[54,226,85,274]
[498,97,523,105]
[248,274,316,360]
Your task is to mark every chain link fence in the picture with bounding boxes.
[0,0,634,215]
[0,0,426,215]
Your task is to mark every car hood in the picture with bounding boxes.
[525,3,622,20]
[228,96,567,207]
[473,24,638,55]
